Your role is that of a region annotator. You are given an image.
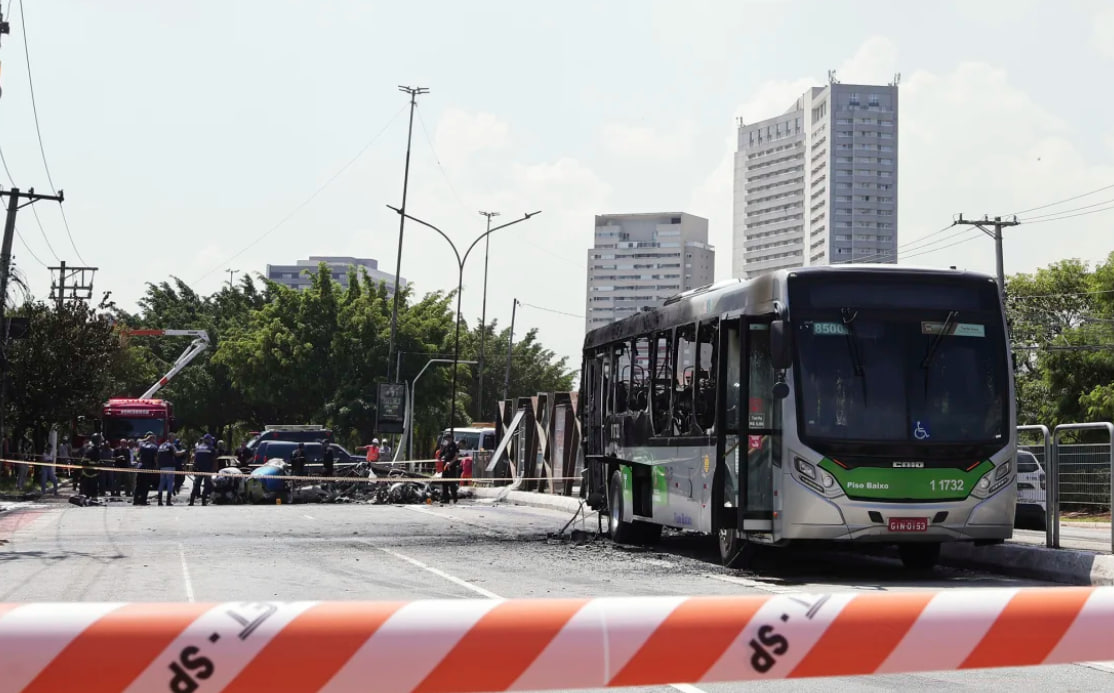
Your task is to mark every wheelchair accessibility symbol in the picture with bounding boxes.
[914,421,930,440]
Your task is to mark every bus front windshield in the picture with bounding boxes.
[794,313,1007,444]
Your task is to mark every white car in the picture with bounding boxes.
[1014,450,1047,530]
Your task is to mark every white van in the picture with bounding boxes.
[1015,450,1047,530]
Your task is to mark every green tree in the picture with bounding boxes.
[4,300,129,448]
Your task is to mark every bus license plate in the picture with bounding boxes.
[888,517,928,532]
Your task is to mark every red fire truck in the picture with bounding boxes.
[101,329,210,443]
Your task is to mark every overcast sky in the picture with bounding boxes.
[0,0,1111,369]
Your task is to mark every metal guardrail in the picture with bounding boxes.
[1050,422,1114,553]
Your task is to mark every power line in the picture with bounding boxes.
[1021,196,1114,221]
[1005,182,1114,217]
[17,0,84,265]
[194,104,407,283]
[0,147,59,261]
[14,228,47,267]
[899,231,982,261]
[520,301,584,319]
[832,222,967,265]
[1022,202,1114,226]
[414,105,471,216]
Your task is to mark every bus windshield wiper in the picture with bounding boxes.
[841,307,868,406]
[841,308,865,377]
[921,310,958,369]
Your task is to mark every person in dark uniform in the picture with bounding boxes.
[321,439,335,481]
[79,435,102,498]
[156,437,177,506]
[172,438,187,497]
[113,438,134,498]
[439,435,461,505]
[133,433,158,505]
[290,442,307,478]
[190,434,216,506]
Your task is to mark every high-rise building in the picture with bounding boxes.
[265,256,405,293]
[586,213,715,332]
[732,79,899,279]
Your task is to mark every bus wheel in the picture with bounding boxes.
[898,543,941,571]
[717,526,756,569]
[607,471,637,545]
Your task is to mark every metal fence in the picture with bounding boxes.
[1020,442,1112,512]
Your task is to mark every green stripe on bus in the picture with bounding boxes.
[817,459,994,501]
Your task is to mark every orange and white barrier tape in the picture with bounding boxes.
[1,587,1112,692]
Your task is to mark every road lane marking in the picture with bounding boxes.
[670,684,708,693]
[1081,661,1114,674]
[178,543,195,603]
[703,572,807,594]
[378,547,501,599]
[303,514,315,520]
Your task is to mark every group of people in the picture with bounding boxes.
[7,432,229,507]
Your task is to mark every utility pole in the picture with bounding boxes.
[226,268,240,291]
[476,210,499,421]
[954,214,1021,295]
[49,261,97,309]
[503,298,519,401]
[387,85,429,384]
[1,186,65,449]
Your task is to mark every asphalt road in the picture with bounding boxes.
[1,495,1112,692]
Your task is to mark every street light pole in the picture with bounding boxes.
[407,358,477,463]
[386,206,541,441]
[503,297,518,401]
[387,85,429,384]
[476,210,500,421]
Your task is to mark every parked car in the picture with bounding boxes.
[249,440,358,473]
[244,425,334,453]
[1015,449,1047,530]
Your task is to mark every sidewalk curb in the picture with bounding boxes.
[475,488,1114,586]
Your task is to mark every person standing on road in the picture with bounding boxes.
[190,434,216,506]
[321,440,335,481]
[291,442,307,477]
[79,435,102,499]
[365,439,380,463]
[114,438,135,499]
[439,435,461,505]
[156,437,177,506]
[39,441,59,496]
[133,433,158,505]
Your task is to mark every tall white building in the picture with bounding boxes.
[732,79,899,279]
[586,213,715,332]
[265,256,405,293]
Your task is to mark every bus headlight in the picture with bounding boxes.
[971,461,1012,499]
[795,457,817,481]
[820,470,836,489]
[794,457,843,498]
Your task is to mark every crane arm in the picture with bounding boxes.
[123,329,211,399]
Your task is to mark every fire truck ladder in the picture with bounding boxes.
[123,329,211,399]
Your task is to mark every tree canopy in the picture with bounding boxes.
[2,264,575,453]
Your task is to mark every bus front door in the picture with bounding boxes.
[740,318,779,533]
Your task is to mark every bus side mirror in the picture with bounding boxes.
[772,381,790,399]
[770,319,791,370]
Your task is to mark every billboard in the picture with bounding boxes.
[376,382,406,434]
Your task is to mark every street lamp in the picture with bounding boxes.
[476,210,500,421]
[386,205,541,441]
[405,358,477,465]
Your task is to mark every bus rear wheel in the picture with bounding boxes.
[898,542,941,571]
[608,471,638,544]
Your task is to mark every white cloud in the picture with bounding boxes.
[1094,5,1114,59]
[690,36,1114,286]
[432,108,511,167]
[897,61,1114,274]
[599,121,696,160]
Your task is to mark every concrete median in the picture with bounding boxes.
[474,487,1114,586]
